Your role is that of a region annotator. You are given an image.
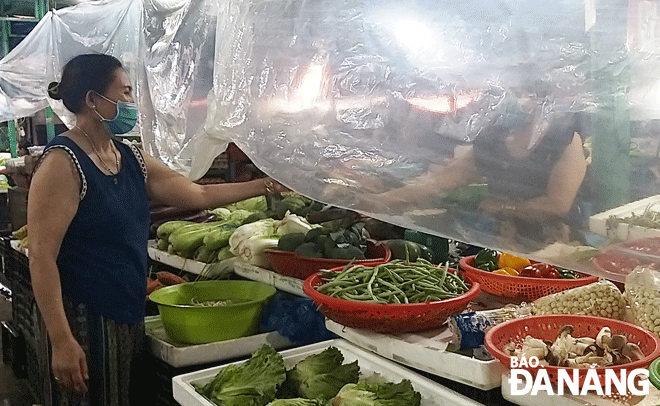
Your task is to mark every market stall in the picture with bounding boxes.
[5,0,660,405]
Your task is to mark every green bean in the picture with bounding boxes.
[314,260,469,304]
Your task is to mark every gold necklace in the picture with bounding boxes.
[75,125,120,176]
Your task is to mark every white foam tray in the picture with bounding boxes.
[172,339,482,406]
[325,319,507,391]
[144,315,293,368]
[589,195,660,241]
[501,373,660,406]
[147,243,238,277]
[233,260,305,297]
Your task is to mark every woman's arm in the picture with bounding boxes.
[142,154,287,209]
[375,148,481,206]
[480,132,588,219]
[27,150,88,392]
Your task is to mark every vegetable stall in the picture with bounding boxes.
[4,0,660,406]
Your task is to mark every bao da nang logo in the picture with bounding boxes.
[509,356,650,396]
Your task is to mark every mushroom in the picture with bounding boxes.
[622,342,645,362]
[559,324,575,337]
[609,335,627,351]
[520,336,549,359]
[596,327,612,348]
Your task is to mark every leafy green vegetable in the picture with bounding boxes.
[224,196,268,213]
[288,346,360,401]
[265,399,323,406]
[331,378,421,406]
[195,345,286,406]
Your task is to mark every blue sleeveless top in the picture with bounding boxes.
[42,135,150,323]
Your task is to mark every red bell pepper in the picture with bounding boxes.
[518,263,559,278]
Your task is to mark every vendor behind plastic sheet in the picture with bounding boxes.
[27,53,288,405]
[371,84,589,249]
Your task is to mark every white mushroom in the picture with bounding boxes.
[596,327,612,348]
[520,336,549,359]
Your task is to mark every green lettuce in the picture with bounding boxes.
[330,378,421,406]
[195,345,286,406]
[265,399,323,406]
[224,196,268,213]
[288,346,360,401]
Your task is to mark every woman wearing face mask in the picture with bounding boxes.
[28,53,287,405]
[372,89,589,248]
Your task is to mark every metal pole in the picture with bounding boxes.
[589,0,631,212]
[45,107,55,142]
[8,121,17,158]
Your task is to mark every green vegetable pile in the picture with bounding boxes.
[606,203,660,231]
[316,260,469,304]
[277,223,368,260]
[194,345,421,406]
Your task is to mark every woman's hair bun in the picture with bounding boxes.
[48,81,62,100]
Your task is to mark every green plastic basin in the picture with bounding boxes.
[148,280,277,344]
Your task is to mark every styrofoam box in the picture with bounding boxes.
[147,242,239,277]
[501,373,660,406]
[589,195,660,241]
[144,316,293,368]
[233,260,305,297]
[172,339,482,406]
[326,319,507,391]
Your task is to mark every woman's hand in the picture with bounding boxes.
[51,337,88,393]
[263,177,290,194]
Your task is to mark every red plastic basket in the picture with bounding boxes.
[266,240,391,280]
[303,266,481,333]
[459,255,598,302]
[485,314,660,385]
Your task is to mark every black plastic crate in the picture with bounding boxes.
[1,320,26,378]
[23,339,48,406]
[143,351,247,406]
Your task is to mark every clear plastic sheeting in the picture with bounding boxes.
[0,0,215,174]
[138,0,217,174]
[197,0,660,278]
[0,0,141,127]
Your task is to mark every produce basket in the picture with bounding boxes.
[148,280,276,344]
[591,237,660,282]
[303,267,480,334]
[459,255,598,302]
[485,314,660,385]
[266,240,391,280]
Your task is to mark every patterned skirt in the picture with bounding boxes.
[37,298,146,406]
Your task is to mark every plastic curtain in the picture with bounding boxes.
[0,0,141,127]
[0,0,215,173]
[196,0,660,279]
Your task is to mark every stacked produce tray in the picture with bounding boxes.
[233,260,305,296]
[145,315,293,368]
[147,243,233,276]
[590,194,660,240]
[325,320,506,391]
[501,373,660,406]
[172,339,482,406]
